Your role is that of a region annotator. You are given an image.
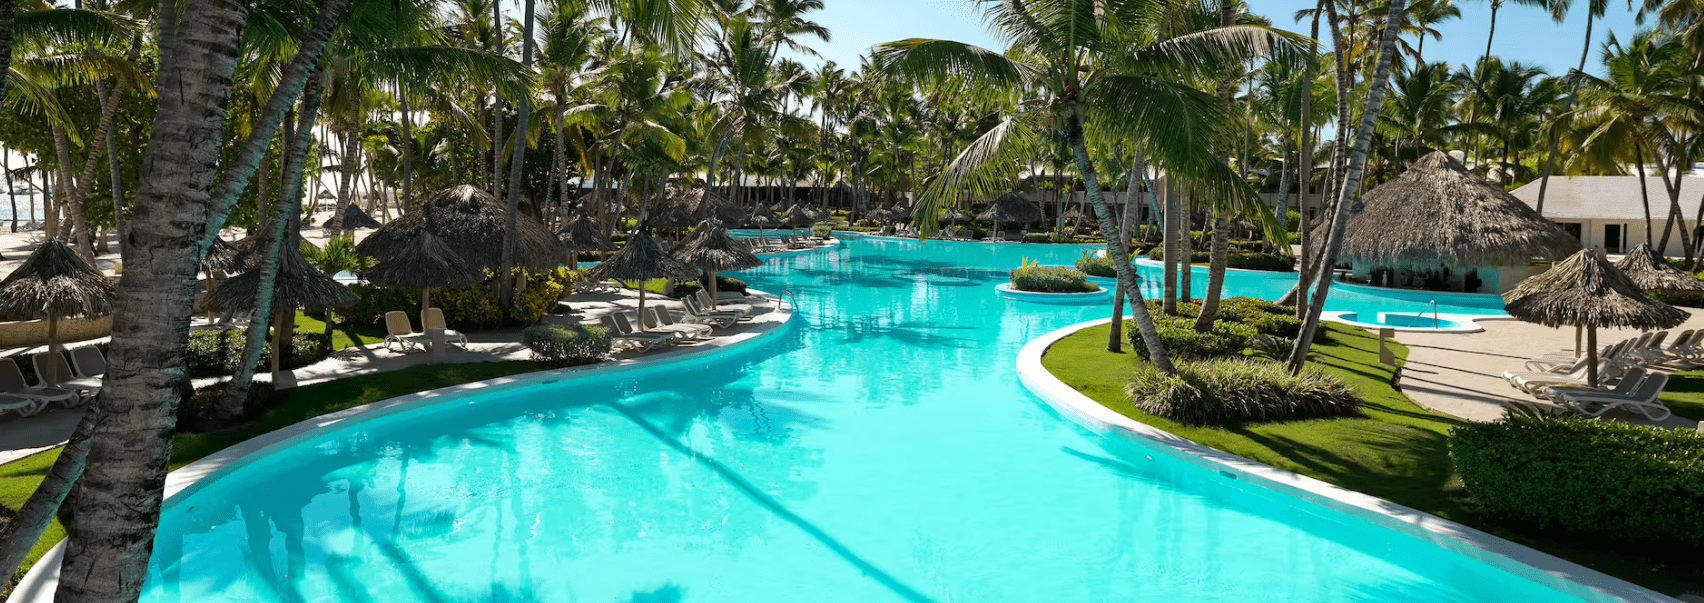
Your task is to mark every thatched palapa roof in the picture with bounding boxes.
[583,230,695,282]
[1313,152,1581,268]
[779,204,814,227]
[1613,244,1704,293]
[340,203,382,229]
[0,240,116,321]
[1503,249,1686,330]
[943,208,972,222]
[202,237,243,274]
[748,203,780,228]
[355,185,565,271]
[979,192,1044,224]
[361,232,486,290]
[675,220,763,272]
[209,244,359,311]
[559,212,615,251]
[647,197,698,229]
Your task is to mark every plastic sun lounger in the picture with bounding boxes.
[0,358,75,411]
[604,313,676,352]
[682,295,741,327]
[1526,342,1624,372]
[1537,366,1647,403]
[424,308,470,350]
[383,311,431,352]
[1506,360,1631,396]
[1554,372,1673,421]
[30,351,97,403]
[642,307,712,340]
[695,290,754,318]
[0,394,43,418]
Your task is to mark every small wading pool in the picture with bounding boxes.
[1332,311,1477,332]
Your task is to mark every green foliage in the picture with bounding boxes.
[812,222,833,238]
[185,329,328,378]
[1147,297,1304,339]
[1450,413,1704,545]
[1286,210,1301,232]
[1009,260,1098,293]
[1146,248,1294,271]
[1125,313,1257,359]
[1075,254,1118,278]
[346,268,575,329]
[1125,358,1363,426]
[522,324,613,366]
[302,235,375,277]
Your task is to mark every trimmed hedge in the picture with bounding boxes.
[1450,413,1704,545]
[1075,256,1118,278]
[522,324,613,366]
[1125,313,1257,360]
[812,222,833,238]
[1146,248,1294,272]
[1146,298,1303,339]
[186,329,328,378]
[1126,358,1362,426]
[1010,265,1099,293]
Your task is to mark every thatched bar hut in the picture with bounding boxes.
[1313,152,1581,293]
[979,192,1044,236]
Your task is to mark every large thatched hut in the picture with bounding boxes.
[356,185,566,272]
[979,192,1044,235]
[1313,152,1581,293]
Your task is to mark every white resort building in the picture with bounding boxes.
[1511,176,1704,257]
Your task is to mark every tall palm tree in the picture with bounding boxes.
[1534,0,1609,216]
[1463,0,1552,167]
[1382,60,1456,168]
[876,0,1292,373]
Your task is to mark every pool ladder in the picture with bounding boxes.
[1429,300,1439,328]
[780,289,802,313]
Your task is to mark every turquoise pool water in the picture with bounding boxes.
[139,234,1593,603]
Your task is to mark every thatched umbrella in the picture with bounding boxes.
[362,232,485,317]
[356,185,566,272]
[558,211,614,270]
[202,237,243,274]
[0,240,116,382]
[943,207,971,229]
[583,230,695,324]
[1614,244,1704,294]
[695,191,748,225]
[647,200,697,230]
[866,207,892,222]
[979,192,1043,235]
[1503,249,1687,387]
[340,203,382,229]
[1311,152,1580,269]
[780,204,814,231]
[209,244,360,382]
[675,219,764,308]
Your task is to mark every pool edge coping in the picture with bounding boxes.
[7,288,808,603]
[1016,317,1681,603]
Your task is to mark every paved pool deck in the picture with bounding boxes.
[1392,313,1704,430]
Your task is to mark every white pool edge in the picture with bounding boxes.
[8,292,802,603]
[1016,318,1680,603]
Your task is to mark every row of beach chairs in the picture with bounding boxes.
[602,290,763,353]
[1501,330,1704,421]
[383,308,470,353]
[750,235,814,252]
[0,348,105,418]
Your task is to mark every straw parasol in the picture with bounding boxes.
[361,231,486,317]
[583,229,695,324]
[647,199,698,229]
[340,203,382,229]
[695,191,748,225]
[558,211,615,269]
[208,243,360,384]
[943,207,971,226]
[865,207,892,222]
[780,204,814,230]
[675,219,764,307]
[0,240,116,382]
[356,185,565,273]
[201,237,243,274]
[979,192,1043,235]
[1311,152,1580,269]
[1613,244,1704,294]
[1503,248,1687,387]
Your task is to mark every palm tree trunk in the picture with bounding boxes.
[1179,193,1193,302]
[101,81,126,242]
[0,407,94,580]
[1162,170,1180,314]
[1535,12,1593,217]
[332,101,362,232]
[498,0,537,308]
[1195,213,1230,331]
[3,145,16,232]
[1655,152,1688,257]
[400,92,416,212]
[1068,104,1174,374]
[1109,150,1146,353]
[0,0,13,100]
[1634,140,1654,246]
[56,0,253,596]
[554,101,570,218]
[1469,1,1500,170]
[1288,0,1407,373]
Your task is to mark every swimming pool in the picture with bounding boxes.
[134,234,1608,603]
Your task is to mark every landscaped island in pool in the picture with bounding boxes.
[136,234,1598,603]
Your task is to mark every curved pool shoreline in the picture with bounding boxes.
[1016,317,1678,603]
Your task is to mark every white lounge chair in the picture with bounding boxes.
[0,358,73,413]
[641,307,712,340]
[1505,359,1633,396]
[424,308,470,350]
[1553,372,1673,421]
[694,290,754,318]
[1538,367,1647,403]
[383,311,430,352]
[1626,331,1672,364]
[1525,341,1625,372]
[682,295,741,327]
[604,312,676,352]
[70,347,107,384]
[31,351,98,400]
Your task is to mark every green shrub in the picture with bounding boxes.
[1449,412,1704,545]
[1125,314,1257,359]
[1286,210,1301,232]
[1145,248,1294,272]
[1023,232,1052,243]
[1217,297,1302,338]
[1075,255,1118,278]
[1126,358,1362,426]
[812,222,833,238]
[522,324,613,366]
[1009,262,1098,293]
[186,329,328,378]
[345,268,574,329]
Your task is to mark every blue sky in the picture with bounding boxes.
[798,0,1647,78]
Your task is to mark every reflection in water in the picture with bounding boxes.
[143,236,1579,603]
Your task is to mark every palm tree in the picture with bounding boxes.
[1534,0,1610,216]
[1287,0,1409,372]
[876,0,1293,373]
[1463,0,1552,168]
[1383,61,1455,169]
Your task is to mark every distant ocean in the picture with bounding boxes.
[1,192,49,228]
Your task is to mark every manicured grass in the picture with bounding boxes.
[1042,321,1701,595]
[293,311,387,351]
[2,360,550,596]
[1658,370,1704,421]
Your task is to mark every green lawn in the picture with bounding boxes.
[293,310,387,351]
[1042,321,1700,595]
[3,360,549,594]
[1658,370,1704,421]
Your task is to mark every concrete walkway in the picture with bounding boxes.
[1394,313,1704,430]
[0,287,789,465]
